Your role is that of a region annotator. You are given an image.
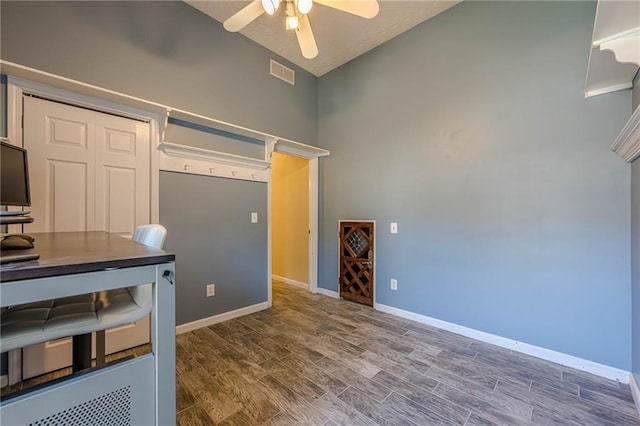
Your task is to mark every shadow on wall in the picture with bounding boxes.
[67,2,217,62]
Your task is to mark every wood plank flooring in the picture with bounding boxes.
[176,281,640,426]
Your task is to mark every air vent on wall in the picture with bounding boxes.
[270,59,295,85]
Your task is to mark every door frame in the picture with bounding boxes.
[338,220,377,305]
[6,78,161,384]
[269,140,327,302]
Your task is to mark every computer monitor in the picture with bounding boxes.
[1,141,31,207]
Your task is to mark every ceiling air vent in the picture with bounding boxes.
[270,59,295,85]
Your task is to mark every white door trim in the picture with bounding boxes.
[272,143,328,296]
[308,157,320,294]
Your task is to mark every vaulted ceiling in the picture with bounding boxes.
[184,1,460,76]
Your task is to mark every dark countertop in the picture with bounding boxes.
[1,231,175,282]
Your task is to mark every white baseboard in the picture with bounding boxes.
[175,301,269,335]
[273,275,308,289]
[630,373,640,418]
[374,302,630,383]
[316,287,340,299]
[0,375,8,388]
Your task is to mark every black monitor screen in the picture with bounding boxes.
[1,141,31,207]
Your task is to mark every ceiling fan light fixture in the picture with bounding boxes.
[261,0,279,15]
[286,15,299,30]
[297,0,313,15]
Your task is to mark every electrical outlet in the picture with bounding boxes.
[206,283,215,297]
[251,212,258,223]
[390,222,398,234]
[390,278,398,291]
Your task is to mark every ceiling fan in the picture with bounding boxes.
[223,0,380,59]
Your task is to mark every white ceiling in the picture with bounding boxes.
[184,1,460,76]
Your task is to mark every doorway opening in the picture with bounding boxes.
[271,152,310,292]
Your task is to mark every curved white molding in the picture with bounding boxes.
[611,106,640,162]
[600,33,640,67]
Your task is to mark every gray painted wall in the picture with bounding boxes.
[0,1,317,145]
[318,1,632,369]
[160,172,268,325]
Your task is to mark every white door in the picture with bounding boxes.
[95,112,150,237]
[24,97,96,233]
[22,96,151,379]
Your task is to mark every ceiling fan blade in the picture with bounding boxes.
[296,15,318,59]
[223,0,265,32]
[314,0,379,19]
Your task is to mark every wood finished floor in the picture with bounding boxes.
[177,281,639,425]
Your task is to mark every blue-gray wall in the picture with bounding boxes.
[632,70,640,385]
[318,1,632,370]
[0,1,317,144]
[160,172,267,325]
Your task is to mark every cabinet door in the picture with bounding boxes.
[23,96,96,233]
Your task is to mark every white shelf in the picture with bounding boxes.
[585,1,640,98]
[158,142,270,169]
[274,138,330,159]
[611,105,640,162]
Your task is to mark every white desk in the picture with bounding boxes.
[0,232,176,425]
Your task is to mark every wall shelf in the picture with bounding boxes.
[158,142,270,182]
[585,1,640,98]
[611,105,640,163]
[274,138,330,159]
[158,142,270,169]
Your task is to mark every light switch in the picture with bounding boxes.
[390,222,398,234]
[251,212,258,223]
[390,279,398,290]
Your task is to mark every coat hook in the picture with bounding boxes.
[183,164,190,171]
[232,170,237,177]
[251,173,256,180]
[209,167,215,174]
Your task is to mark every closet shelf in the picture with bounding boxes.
[158,142,270,170]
